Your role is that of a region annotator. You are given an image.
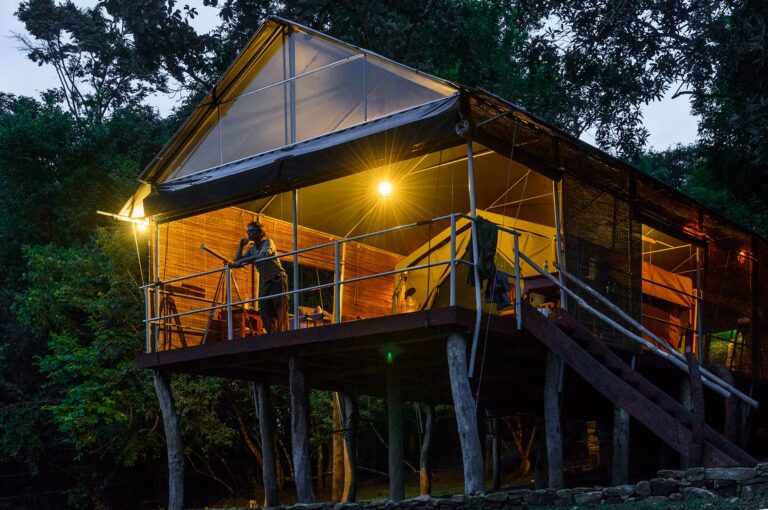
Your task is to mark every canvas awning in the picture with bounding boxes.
[142,95,460,220]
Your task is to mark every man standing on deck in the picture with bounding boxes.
[234,221,289,333]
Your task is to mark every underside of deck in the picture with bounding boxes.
[137,306,548,408]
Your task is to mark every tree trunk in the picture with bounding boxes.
[543,352,564,489]
[685,351,705,467]
[153,370,184,510]
[289,356,316,503]
[255,383,279,507]
[332,392,344,501]
[387,363,405,501]
[489,414,501,490]
[611,406,630,485]
[342,393,358,502]
[446,333,485,495]
[419,404,433,496]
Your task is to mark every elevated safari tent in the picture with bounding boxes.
[120,16,766,505]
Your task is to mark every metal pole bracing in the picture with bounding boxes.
[514,233,522,330]
[696,247,704,363]
[293,189,300,330]
[334,241,341,324]
[466,142,483,378]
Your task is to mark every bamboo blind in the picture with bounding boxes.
[151,207,402,350]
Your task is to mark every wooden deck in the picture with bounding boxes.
[137,306,547,406]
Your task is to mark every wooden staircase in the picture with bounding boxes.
[519,300,757,467]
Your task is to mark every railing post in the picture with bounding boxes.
[466,142,483,378]
[226,265,233,341]
[450,215,457,307]
[514,233,522,330]
[153,221,160,352]
[145,286,152,353]
[293,188,300,330]
[334,241,341,324]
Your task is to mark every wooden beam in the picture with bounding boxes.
[342,393,358,502]
[611,406,630,485]
[153,370,185,510]
[387,363,405,501]
[289,356,316,503]
[543,352,564,489]
[446,333,485,494]
[419,404,433,495]
[255,383,279,507]
[332,392,344,501]
[489,413,501,490]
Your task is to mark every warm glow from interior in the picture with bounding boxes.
[377,180,393,198]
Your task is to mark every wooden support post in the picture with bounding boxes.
[685,350,705,467]
[446,333,485,494]
[342,393,358,502]
[289,356,316,503]
[489,413,501,490]
[332,392,344,501]
[709,365,739,444]
[611,406,630,485]
[678,376,693,469]
[387,363,405,501]
[153,370,184,510]
[543,351,564,489]
[255,384,280,507]
[419,404,433,496]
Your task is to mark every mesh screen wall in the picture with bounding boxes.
[562,175,642,353]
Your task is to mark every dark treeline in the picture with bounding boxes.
[1,1,766,508]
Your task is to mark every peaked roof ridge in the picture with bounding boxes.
[138,16,460,185]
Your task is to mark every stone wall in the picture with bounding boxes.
[217,463,768,509]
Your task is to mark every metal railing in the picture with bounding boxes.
[143,213,523,354]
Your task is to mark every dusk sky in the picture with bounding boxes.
[0,0,699,151]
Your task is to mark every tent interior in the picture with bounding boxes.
[640,226,700,353]
[152,142,558,350]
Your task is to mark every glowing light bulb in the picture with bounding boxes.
[136,220,148,232]
[377,180,393,198]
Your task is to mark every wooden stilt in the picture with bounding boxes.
[289,356,316,503]
[611,406,630,485]
[153,370,184,510]
[709,365,739,443]
[342,393,358,502]
[685,351,705,467]
[446,333,485,495]
[678,376,693,469]
[490,414,501,490]
[543,351,564,489]
[332,392,344,501]
[419,404,433,496]
[387,363,405,501]
[255,384,280,507]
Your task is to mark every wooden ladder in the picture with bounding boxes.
[519,300,757,467]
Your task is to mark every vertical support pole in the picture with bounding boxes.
[514,233,522,330]
[153,221,160,352]
[685,350,705,466]
[466,142,483,378]
[489,413,501,490]
[332,393,344,501]
[334,241,341,323]
[450,215,457,307]
[419,404,433,495]
[288,28,296,145]
[145,286,152,353]
[225,264,233,341]
[552,180,568,310]
[543,351,564,489]
[153,369,184,510]
[289,356,315,503]
[293,189,300,330]
[696,246,704,362]
[362,54,368,122]
[387,362,405,501]
[611,406,630,485]
[447,333,485,494]
[342,393,358,502]
[255,383,279,507]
